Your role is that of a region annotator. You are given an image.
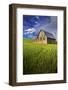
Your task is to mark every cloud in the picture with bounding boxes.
[35,21,38,24]
[35,16,39,19]
[24,28,36,35]
[34,22,40,27]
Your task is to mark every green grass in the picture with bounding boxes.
[23,38,57,74]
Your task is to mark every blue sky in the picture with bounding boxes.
[23,15,57,39]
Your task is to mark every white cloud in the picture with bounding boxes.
[35,21,38,24]
[24,28,36,34]
[34,22,40,27]
[24,32,30,35]
[36,16,39,19]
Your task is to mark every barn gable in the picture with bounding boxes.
[37,30,47,44]
[36,29,57,44]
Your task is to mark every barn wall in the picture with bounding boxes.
[47,38,57,44]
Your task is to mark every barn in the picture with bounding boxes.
[36,30,57,44]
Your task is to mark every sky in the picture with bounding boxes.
[23,15,57,39]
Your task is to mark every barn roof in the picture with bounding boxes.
[37,30,55,39]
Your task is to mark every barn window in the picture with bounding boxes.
[43,37,45,40]
[40,37,42,40]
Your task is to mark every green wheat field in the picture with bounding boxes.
[23,39,57,74]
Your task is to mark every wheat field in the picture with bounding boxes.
[23,39,57,74]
